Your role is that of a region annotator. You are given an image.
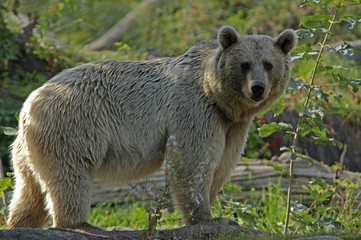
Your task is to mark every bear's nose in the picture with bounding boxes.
[251,82,265,101]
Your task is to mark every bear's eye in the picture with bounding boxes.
[264,62,273,71]
[241,62,251,72]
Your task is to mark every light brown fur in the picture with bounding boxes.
[7,26,297,229]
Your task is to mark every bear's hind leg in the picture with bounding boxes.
[43,168,95,230]
[7,167,49,229]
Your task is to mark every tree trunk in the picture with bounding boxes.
[87,0,164,51]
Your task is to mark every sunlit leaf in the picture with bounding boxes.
[280,146,292,152]
[312,136,343,149]
[0,126,17,136]
[258,122,293,137]
[298,155,314,165]
[290,52,305,61]
[334,44,354,56]
[296,29,314,38]
[332,65,349,71]
[289,78,309,91]
[300,14,332,28]
[267,163,285,172]
[292,202,308,211]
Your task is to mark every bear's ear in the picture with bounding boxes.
[218,26,239,50]
[275,29,297,54]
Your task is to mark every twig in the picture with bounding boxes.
[335,144,347,179]
[283,7,339,235]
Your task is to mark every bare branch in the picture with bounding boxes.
[87,0,164,51]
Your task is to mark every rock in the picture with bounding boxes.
[295,235,344,240]
[0,227,348,239]
[0,225,272,240]
[0,228,88,240]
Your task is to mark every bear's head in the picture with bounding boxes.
[207,26,297,120]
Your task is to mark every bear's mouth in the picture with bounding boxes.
[250,96,265,102]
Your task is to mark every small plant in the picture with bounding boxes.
[215,178,286,233]
[257,0,360,234]
[89,197,182,230]
[0,172,14,228]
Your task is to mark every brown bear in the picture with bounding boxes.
[7,26,297,229]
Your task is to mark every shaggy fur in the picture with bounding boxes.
[7,26,297,229]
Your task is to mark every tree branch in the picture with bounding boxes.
[87,0,164,51]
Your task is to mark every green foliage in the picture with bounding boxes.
[267,163,289,176]
[259,122,293,138]
[257,0,361,233]
[0,174,14,228]
[245,121,272,159]
[214,178,287,233]
[89,199,182,229]
[291,177,361,233]
[0,174,13,199]
[87,178,361,236]
[0,1,72,171]
[89,201,150,229]
[215,177,361,235]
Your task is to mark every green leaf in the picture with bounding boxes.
[298,123,312,137]
[311,178,326,187]
[310,189,319,200]
[310,190,332,201]
[312,136,343,149]
[292,146,303,154]
[258,122,293,137]
[280,146,291,152]
[270,96,287,116]
[1,126,17,136]
[298,155,314,165]
[0,178,14,196]
[40,20,48,32]
[267,163,285,172]
[300,14,332,28]
[319,191,333,201]
[350,79,361,93]
[301,212,314,223]
[332,65,349,71]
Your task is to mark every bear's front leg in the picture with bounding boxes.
[167,130,226,225]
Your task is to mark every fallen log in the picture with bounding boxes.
[91,152,361,206]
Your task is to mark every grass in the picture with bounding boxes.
[88,177,361,239]
[89,198,183,230]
